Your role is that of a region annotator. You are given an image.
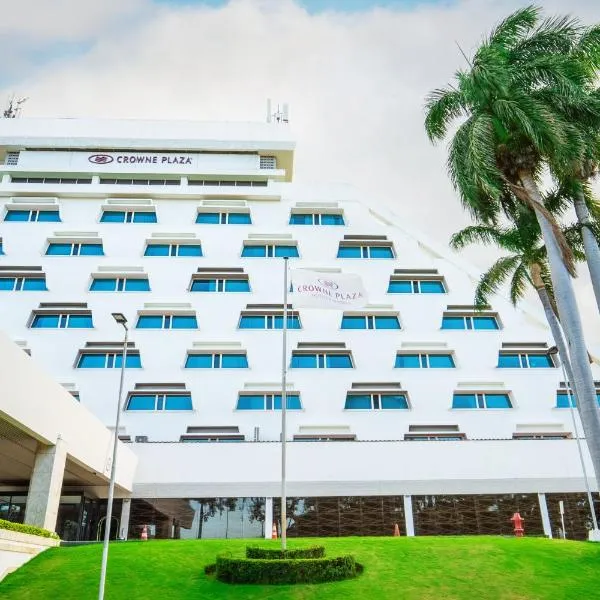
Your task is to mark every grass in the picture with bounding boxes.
[1,536,599,599]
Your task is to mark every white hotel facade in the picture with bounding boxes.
[0,117,599,541]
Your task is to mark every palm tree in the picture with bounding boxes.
[425,5,600,487]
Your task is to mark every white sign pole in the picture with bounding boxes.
[281,257,289,551]
[559,501,566,539]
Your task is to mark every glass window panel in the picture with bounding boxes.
[237,395,265,410]
[441,316,465,329]
[191,279,217,292]
[452,394,477,409]
[369,246,394,258]
[395,354,421,368]
[273,395,302,410]
[177,244,202,256]
[67,314,93,328]
[227,212,252,224]
[291,354,317,368]
[556,393,575,408]
[345,395,372,409]
[498,354,521,368]
[320,214,344,225]
[32,314,60,328]
[289,213,313,225]
[337,246,361,258]
[428,354,455,368]
[22,278,47,291]
[473,316,499,330]
[221,354,249,368]
[0,278,16,290]
[80,244,104,256]
[274,245,299,258]
[164,394,193,410]
[242,245,266,257]
[171,315,198,329]
[527,354,553,368]
[196,212,220,224]
[144,244,170,256]
[46,243,72,255]
[132,212,157,223]
[78,354,106,368]
[90,278,116,291]
[326,354,353,368]
[36,210,61,222]
[387,280,413,293]
[124,279,150,291]
[100,211,126,223]
[239,315,265,329]
[381,394,409,409]
[288,315,301,329]
[136,315,163,328]
[224,279,250,292]
[341,316,367,329]
[419,280,445,293]
[112,353,142,368]
[5,210,30,221]
[127,395,156,410]
[185,354,214,368]
[374,316,400,329]
[485,394,512,409]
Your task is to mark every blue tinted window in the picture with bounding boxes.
[125,279,150,291]
[22,278,47,291]
[101,211,126,222]
[239,315,265,329]
[291,354,317,368]
[32,314,60,328]
[273,315,301,329]
[37,211,61,222]
[0,278,16,290]
[228,213,252,224]
[369,246,394,258]
[273,394,302,410]
[78,354,107,368]
[225,279,250,292]
[395,354,421,368]
[221,354,249,368]
[341,316,366,329]
[144,244,169,256]
[498,354,521,368]
[79,244,104,256]
[237,395,265,410]
[46,243,72,255]
[132,212,157,223]
[191,279,217,292]
[387,280,413,293]
[485,394,511,408]
[171,315,197,329]
[165,394,193,410]
[345,395,372,409]
[320,214,344,225]
[289,214,313,225]
[374,316,400,329]
[91,278,116,291]
[326,354,353,368]
[381,394,409,409]
[274,245,299,258]
[429,354,455,368]
[452,394,477,409]
[420,280,445,293]
[177,245,202,256]
[528,354,553,368]
[185,354,213,368]
[473,316,499,330]
[441,316,465,329]
[114,354,142,368]
[0,241,3,255]
[68,314,93,328]
[5,210,30,221]
[337,246,361,258]
[127,395,156,410]
[242,245,266,257]
[556,393,576,408]
[137,315,163,328]
[196,213,220,224]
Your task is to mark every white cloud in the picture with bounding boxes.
[3,0,600,338]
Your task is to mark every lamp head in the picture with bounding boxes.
[112,313,128,328]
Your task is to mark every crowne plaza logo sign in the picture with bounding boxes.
[87,152,193,165]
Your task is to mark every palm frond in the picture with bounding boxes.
[424,86,468,142]
[509,262,531,305]
[474,254,522,308]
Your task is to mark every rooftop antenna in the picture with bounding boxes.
[266,98,289,124]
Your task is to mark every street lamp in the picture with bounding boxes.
[98,313,129,600]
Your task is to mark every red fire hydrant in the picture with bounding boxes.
[510,512,525,537]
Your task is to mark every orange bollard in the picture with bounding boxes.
[271,523,278,539]
[393,523,400,537]
[141,524,148,541]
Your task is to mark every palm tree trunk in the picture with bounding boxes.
[520,171,600,489]
[573,187,600,315]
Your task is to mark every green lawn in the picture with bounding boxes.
[1,536,599,600]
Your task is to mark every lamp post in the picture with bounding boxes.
[98,313,129,600]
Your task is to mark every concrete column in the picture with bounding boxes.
[538,493,553,539]
[24,437,67,532]
[264,497,273,539]
[403,495,415,537]
[119,498,131,540]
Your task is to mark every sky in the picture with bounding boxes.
[2,0,600,340]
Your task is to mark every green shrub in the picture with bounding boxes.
[216,555,358,584]
[246,545,325,560]
[0,519,59,540]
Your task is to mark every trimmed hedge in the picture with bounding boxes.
[246,545,325,560]
[216,555,358,584]
[0,518,59,540]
